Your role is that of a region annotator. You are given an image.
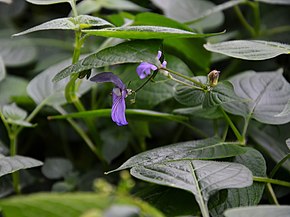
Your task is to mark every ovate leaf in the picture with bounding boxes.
[27,58,93,107]
[108,137,246,173]
[82,26,222,39]
[131,160,252,215]
[223,69,290,124]
[204,40,290,60]
[224,205,290,217]
[52,40,161,82]
[13,15,113,37]
[0,155,43,177]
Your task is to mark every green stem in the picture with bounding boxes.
[269,153,290,178]
[253,176,290,188]
[10,133,21,194]
[220,108,244,143]
[266,183,280,205]
[69,0,78,17]
[262,25,290,36]
[242,115,251,139]
[234,5,256,37]
[161,68,207,89]
[248,1,261,35]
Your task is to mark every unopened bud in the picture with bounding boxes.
[208,70,220,87]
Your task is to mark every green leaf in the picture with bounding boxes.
[41,158,73,179]
[224,205,290,217]
[82,26,222,39]
[256,0,290,5]
[25,0,73,5]
[52,40,161,82]
[174,106,223,119]
[1,103,33,127]
[27,58,93,107]
[0,155,43,177]
[203,81,243,109]
[223,69,290,124]
[151,0,224,30]
[107,137,246,173]
[210,148,266,216]
[130,160,252,216]
[13,15,113,37]
[133,12,192,31]
[48,109,188,123]
[0,193,165,217]
[0,75,28,105]
[204,40,290,60]
[0,56,6,82]
[0,38,37,67]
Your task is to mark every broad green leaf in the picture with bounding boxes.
[0,56,6,82]
[256,0,290,5]
[27,58,93,107]
[210,148,266,216]
[48,109,188,123]
[52,40,161,82]
[224,205,290,217]
[133,12,192,31]
[25,0,73,5]
[41,158,73,179]
[82,26,222,39]
[0,193,165,217]
[2,103,33,127]
[0,155,43,177]
[0,38,37,67]
[107,137,246,173]
[13,15,113,37]
[223,69,290,124]
[130,160,252,216]
[204,40,290,60]
[151,0,224,30]
[0,75,28,105]
[203,81,243,109]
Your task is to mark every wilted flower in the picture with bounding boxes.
[208,70,220,87]
[136,51,167,79]
[90,72,129,126]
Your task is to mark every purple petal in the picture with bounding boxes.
[90,72,126,89]
[111,88,128,126]
[162,60,167,68]
[157,50,162,59]
[136,62,157,79]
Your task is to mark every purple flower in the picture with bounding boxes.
[136,51,167,79]
[90,72,128,126]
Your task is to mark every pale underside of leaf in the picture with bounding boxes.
[0,56,6,82]
[204,40,290,60]
[256,0,290,5]
[25,0,72,5]
[0,155,43,177]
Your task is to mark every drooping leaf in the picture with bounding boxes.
[0,38,37,67]
[52,40,161,82]
[224,205,290,217]
[130,160,252,216]
[0,155,43,177]
[0,75,28,105]
[223,69,290,124]
[0,193,165,217]
[25,0,73,5]
[41,158,73,179]
[27,58,93,107]
[210,148,266,216]
[204,40,290,60]
[0,56,6,82]
[82,26,222,40]
[256,0,290,5]
[151,0,224,30]
[107,137,246,173]
[13,15,113,37]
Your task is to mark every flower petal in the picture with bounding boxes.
[111,89,128,126]
[90,72,126,89]
[136,62,157,79]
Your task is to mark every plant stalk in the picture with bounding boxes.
[253,176,290,188]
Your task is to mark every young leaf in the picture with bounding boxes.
[0,193,165,217]
[1,103,33,127]
[204,40,290,60]
[13,15,114,37]
[0,155,43,177]
[52,40,161,82]
[107,137,246,173]
[0,56,6,82]
[223,69,290,124]
[131,160,252,216]
[224,205,290,217]
[27,58,93,107]
[82,26,222,39]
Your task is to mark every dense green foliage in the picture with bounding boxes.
[0,0,290,216]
